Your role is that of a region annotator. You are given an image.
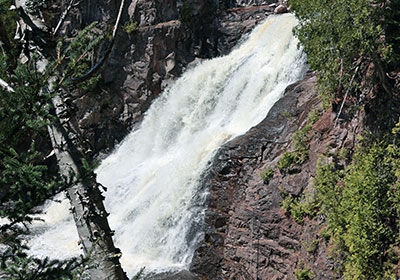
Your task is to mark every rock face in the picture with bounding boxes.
[55,0,369,278]
[191,72,364,279]
[56,0,277,155]
[227,0,276,7]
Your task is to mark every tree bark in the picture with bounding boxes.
[48,95,127,280]
[12,0,128,278]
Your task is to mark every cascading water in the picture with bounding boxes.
[28,13,307,277]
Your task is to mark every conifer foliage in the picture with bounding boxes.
[0,55,62,221]
[289,0,400,106]
[0,58,87,278]
[0,45,90,280]
[312,132,400,279]
[288,1,400,278]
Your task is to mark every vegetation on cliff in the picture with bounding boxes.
[289,0,400,106]
[287,0,400,279]
[314,135,400,279]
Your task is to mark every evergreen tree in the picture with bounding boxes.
[288,1,400,278]
[288,0,400,107]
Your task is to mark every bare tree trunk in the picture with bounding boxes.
[48,96,127,280]
[11,0,129,278]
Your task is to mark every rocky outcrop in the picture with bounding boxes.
[54,0,279,155]
[191,72,364,279]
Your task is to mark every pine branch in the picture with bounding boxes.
[0,16,13,56]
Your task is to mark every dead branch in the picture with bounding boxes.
[53,0,81,36]
[68,0,127,84]
[334,64,361,127]
[0,78,15,92]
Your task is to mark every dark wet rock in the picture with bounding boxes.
[191,72,364,279]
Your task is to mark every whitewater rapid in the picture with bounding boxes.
[29,13,307,276]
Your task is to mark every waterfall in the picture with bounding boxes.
[28,13,307,277]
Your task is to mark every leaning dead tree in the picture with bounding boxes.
[9,0,129,278]
[47,94,127,279]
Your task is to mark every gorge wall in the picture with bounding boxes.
[191,72,364,279]
[54,0,359,279]
[56,0,278,155]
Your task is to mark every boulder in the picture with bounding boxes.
[274,4,288,14]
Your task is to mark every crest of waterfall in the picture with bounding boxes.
[28,13,307,277]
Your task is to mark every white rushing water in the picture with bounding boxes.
[29,14,306,276]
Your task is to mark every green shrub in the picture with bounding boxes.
[278,123,312,173]
[295,267,314,280]
[305,239,319,253]
[277,151,298,172]
[319,228,330,242]
[123,20,138,34]
[280,188,317,224]
[314,139,400,279]
[308,109,321,125]
[260,167,274,184]
[313,160,342,216]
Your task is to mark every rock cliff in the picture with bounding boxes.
[56,0,278,155]
[191,71,365,279]
[57,0,362,278]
